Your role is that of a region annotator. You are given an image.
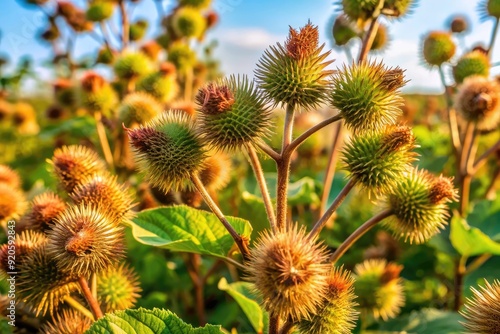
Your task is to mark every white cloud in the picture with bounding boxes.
[215,28,284,49]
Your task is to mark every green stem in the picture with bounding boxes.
[246,144,276,231]
[472,139,500,174]
[256,140,280,161]
[465,253,492,275]
[191,174,250,260]
[64,295,94,321]
[488,17,500,59]
[357,16,380,63]
[94,111,115,172]
[330,210,393,264]
[78,276,104,319]
[438,65,461,159]
[454,255,467,311]
[118,0,129,51]
[309,178,356,240]
[459,122,476,216]
[485,167,500,199]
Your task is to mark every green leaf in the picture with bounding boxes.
[39,115,96,140]
[239,191,270,243]
[86,308,224,333]
[218,278,267,333]
[378,308,463,334]
[129,205,252,259]
[450,213,500,256]
[467,198,500,241]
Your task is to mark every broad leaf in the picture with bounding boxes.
[86,308,224,333]
[218,278,267,333]
[239,191,270,242]
[378,308,463,334]
[450,213,500,256]
[129,205,252,259]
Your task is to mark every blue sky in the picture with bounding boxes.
[0,0,498,94]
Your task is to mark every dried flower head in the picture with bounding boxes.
[114,52,152,80]
[0,164,21,189]
[453,50,490,84]
[0,230,47,275]
[332,14,360,46]
[18,244,79,316]
[247,226,330,321]
[70,173,134,222]
[46,204,125,277]
[455,76,500,131]
[119,92,163,127]
[137,72,178,104]
[39,309,93,334]
[0,183,26,223]
[382,168,458,243]
[353,259,405,320]
[97,263,142,313]
[422,31,456,66]
[127,111,207,192]
[330,61,406,133]
[298,267,358,334]
[196,75,273,150]
[23,192,66,231]
[255,21,333,109]
[172,7,207,39]
[460,279,500,333]
[341,0,380,21]
[342,125,417,194]
[50,145,106,193]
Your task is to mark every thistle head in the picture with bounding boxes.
[479,0,500,19]
[172,7,207,39]
[370,24,389,52]
[97,263,142,313]
[119,92,163,127]
[450,15,469,34]
[18,244,80,316]
[46,204,125,277]
[455,76,500,131]
[460,279,500,333]
[96,47,116,64]
[168,42,197,72]
[382,168,458,243]
[453,51,490,84]
[353,259,405,321]
[53,78,76,108]
[0,164,21,189]
[382,0,415,18]
[422,31,456,66]
[70,173,134,223]
[332,14,360,46]
[0,183,27,223]
[126,111,207,192]
[129,20,148,41]
[342,125,417,195]
[247,225,330,321]
[12,102,39,134]
[0,230,46,275]
[80,71,118,116]
[255,21,334,109]
[140,40,162,61]
[330,61,406,133]
[50,145,106,193]
[195,75,273,151]
[298,267,358,334]
[85,1,114,22]
[39,309,93,334]
[198,152,232,191]
[23,192,66,232]
[137,71,178,104]
[114,52,152,80]
[341,0,380,22]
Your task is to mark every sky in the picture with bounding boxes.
[0,0,498,94]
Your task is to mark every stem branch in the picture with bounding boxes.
[287,114,342,155]
[78,276,103,319]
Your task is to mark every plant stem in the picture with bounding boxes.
[319,122,344,216]
[118,0,129,51]
[454,255,467,311]
[186,253,206,326]
[309,178,356,240]
[269,314,280,334]
[99,22,113,52]
[245,144,276,231]
[465,253,492,275]
[459,122,476,216]
[488,17,500,59]
[278,319,294,334]
[472,139,500,174]
[224,256,245,270]
[256,141,280,161]
[78,276,103,319]
[94,111,115,171]
[330,210,393,264]
[357,17,380,63]
[286,114,342,155]
[276,103,296,231]
[191,174,250,260]
[64,295,94,321]
[485,167,500,199]
[91,273,97,299]
[438,65,461,159]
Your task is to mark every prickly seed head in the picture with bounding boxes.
[422,31,456,66]
[137,72,178,104]
[332,14,359,46]
[460,279,500,333]
[97,263,142,313]
[39,309,93,334]
[341,0,380,21]
[119,92,163,126]
[0,183,27,223]
[172,7,207,39]
[23,192,66,231]
[0,164,22,189]
[453,51,490,84]
[114,52,152,80]
[383,0,415,18]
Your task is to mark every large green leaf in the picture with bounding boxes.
[129,205,252,259]
[239,191,270,242]
[467,198,500,241]
[377,308,463,334]
[39,115,96,140]
[86,308,224,333]
[218,278,267,334]
[450,213,500,256]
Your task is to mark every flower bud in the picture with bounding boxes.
[23,192,66,232]
[80,71,118,116]
[332,14,359,46]
[96,47,116,64]
[382,168,458,243]
[168,42,197,72]
[453,50,490,84]
[370,24,389,51]
[0,183,26,224]
[179,0,211,9]
[0,230,46,275]
[129,20,148,41]
[461,279,500,333]
[97,263,141,313]
[86,2,114,22]
[137,71,178,104]
[342,0,379,21]
[480,0,500,19]
[119,92,163,126]
[330,61,406,133]
[450,15,469,34]
[195,75,272,151]
[353,259,405,320]
[422,31,456,66]
[126,111,207,192]
[140,40,162,61]
[0,164,21,189]
[256,22,333,109]
[114,52,152,80]
[12,102,39,135]
[172,7,207,39]
[383,0,415,18]
[247,225,330,321]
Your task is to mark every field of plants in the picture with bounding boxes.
[0,0,499,333]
